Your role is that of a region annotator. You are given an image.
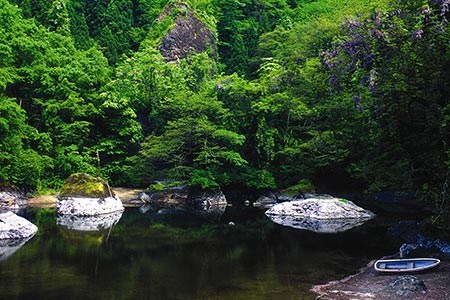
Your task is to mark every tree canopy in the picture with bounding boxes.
[1,0,449,223]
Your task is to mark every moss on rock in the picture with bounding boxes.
[59,173,114,199]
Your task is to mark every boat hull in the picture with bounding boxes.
[374,258,440,273]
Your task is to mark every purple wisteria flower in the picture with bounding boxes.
[353,95,363,112]
[441,0,450,16]
[412,29,424,39]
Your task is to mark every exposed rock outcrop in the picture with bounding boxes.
[265,196,375,233]
[138,186,227,220]
[139,184,189,210]
[157,3,216,63]
[0,211,38,239]
[57,173,124,216]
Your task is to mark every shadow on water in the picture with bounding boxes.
[0,205,410,300]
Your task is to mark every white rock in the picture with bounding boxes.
[0,211,38,239]
[265,197,375,220]
[265,197,375,233]
[57,196,124,216]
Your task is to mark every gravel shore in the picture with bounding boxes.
[311,259,450,300]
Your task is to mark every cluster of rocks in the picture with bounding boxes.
[1,173,126,260]
[387,220,450,259]
[137,185,228,221]
[138,184,189,210]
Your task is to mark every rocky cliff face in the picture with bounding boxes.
[157,4,216,63]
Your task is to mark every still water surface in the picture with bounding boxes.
[0,206,404,300]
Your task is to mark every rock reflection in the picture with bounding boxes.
[187,203,227,221]
[138,204,227,226]
[56,211,123,249]
[0,236,34,261]
[57,211,123,231]
[266,215,371,233]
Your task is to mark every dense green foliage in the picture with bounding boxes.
[1,0,449,219]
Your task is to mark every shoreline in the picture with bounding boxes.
[311,258,450,300]
[25,187,145,208]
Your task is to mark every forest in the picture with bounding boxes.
[0,0,449,225]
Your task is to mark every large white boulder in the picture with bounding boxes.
[0,211,38,239]
[265,196,375,233]
[265,197,374,219]
[57,173,124,216]
[57,196,124,216]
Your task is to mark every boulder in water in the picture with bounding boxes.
[57,173,124,216]
[0,211,38,239]
[265,197,375,220]
[265,196,375,233]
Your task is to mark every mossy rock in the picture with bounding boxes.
[59,173,114,199]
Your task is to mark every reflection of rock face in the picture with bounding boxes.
[0,211,38,239]
[265,197,374,233]
[57,211,123,231]
[0,236,34,260]
[266,214,370,233]
[186,190,227,208]
[186,190,227,220]
[189,204,227,221]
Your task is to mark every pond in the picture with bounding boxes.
[0,205,407,300]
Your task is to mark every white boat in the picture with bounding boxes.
[374,257,440,273]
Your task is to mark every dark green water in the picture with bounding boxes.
[0,206,403,300]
